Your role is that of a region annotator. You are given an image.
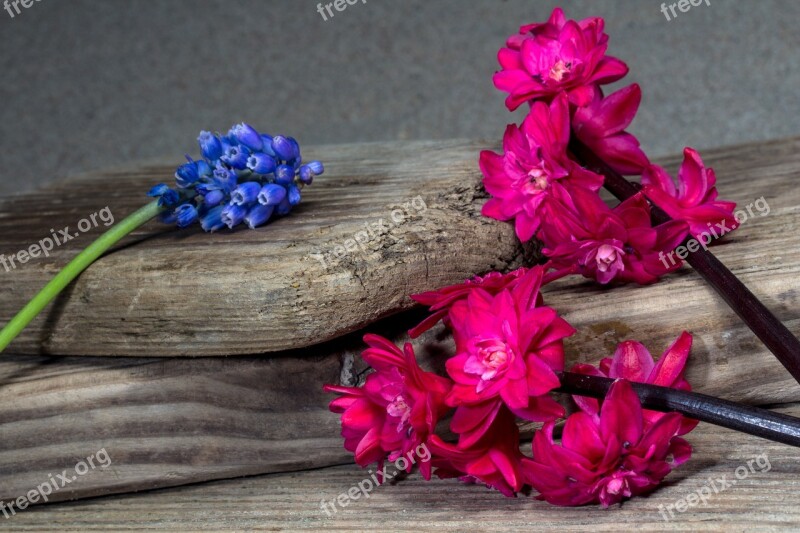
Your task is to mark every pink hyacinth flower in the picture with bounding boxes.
[324,334,452,480]
[572,84,650,175]
[493,7,628,110]
[444,268,575,424]
[481,93,604,242]
[543,190,689,285]
[522,380,692,507]
[642,147,738,239]
[572,332,698,436]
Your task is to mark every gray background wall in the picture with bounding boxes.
[1,0,798,196]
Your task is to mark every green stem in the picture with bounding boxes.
[0,200,165,353]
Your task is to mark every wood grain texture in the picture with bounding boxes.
[6,404,800,531]
[0,315,452,505]
[0,139,533,356]
[2,137,800,511]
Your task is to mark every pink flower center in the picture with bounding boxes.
[548,59,573,82]
[530,42,581,85]
[605,475,628,496]
[523,166,550,194]
[595,244,624,273]
[386,394,412,433]
[464,337,515,391]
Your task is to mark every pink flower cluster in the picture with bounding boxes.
[483,7,738,285]
[325,267,697,507]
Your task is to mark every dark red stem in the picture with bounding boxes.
[558,371,800,447]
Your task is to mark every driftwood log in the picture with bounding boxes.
[1,137,800,506]
[0,140,534,356]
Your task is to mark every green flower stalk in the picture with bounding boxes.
[0,200,165,353]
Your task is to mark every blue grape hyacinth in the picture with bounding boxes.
[148,123,324,231]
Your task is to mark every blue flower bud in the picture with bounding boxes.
[287,136,301,163]
[174,204,199,228]
[275,164,295,185]
[287,184,302,206]
[175,162,200,188]
[260,134,276,157]
[244,204,275,229]
[212,164,238,192]
[221,203,247,229]
[276,197,292,216]
[257,183,287,206]
[246,152,276,175]
[229,123,263,151]
[200,205,226,232]
[198,131,224,161]
[298,165,314,185]
[231,181,261,206]
[221,145,250,170]
[196,159,212,177]
[271,135,297,161]
[204,189,225,207]
[148,183,180,207]
[307,160,324,175]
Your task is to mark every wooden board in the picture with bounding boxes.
[6,403,800,531]
[2,137,800,508]
[0,140,533,356]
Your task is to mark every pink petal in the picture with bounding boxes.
[589,56,629,84]
[650,331,693,387]
[599,380,643,446]
[642,164,678,197]
[609,340,655,382]
[677,147,709,205]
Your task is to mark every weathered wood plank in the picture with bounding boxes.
[7,404,800,531]
[0,314,445,505]
[0,140,533,356]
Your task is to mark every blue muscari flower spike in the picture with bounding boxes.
[153,124,324,232]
